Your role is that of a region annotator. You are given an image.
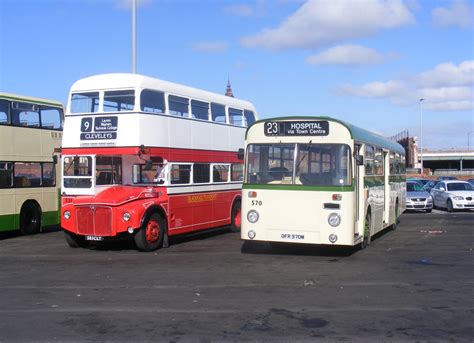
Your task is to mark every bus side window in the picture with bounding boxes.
[365,145,374,175]
[244,110,255,127]
[140,89,165,113]
[191,100,209,120]
[0,162,13,187]
[0,100,10,125]
[40,107,62,130]
[211,103,226,123]
[228,108,243,126]
[170,164,191,184]
[168,95,189,117]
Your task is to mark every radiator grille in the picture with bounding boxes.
[76,206,113,236]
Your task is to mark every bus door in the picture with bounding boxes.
[383,150,390,225]
[354,144,363,238]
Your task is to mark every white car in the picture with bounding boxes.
[431,180,474,212]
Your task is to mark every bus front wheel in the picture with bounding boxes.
[360,212,371,249]
[229,200,241,233]
[135,213,165,252]
[20,202,41,235]
[64,230,88,248]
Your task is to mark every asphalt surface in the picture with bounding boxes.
[0,210,473,342]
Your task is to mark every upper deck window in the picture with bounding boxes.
[191,100,209,120]
[40,106,63,130]
[244,110,255,127]
[11,101,40,127]
[0,100,10,125]
[169,95,189,117]
[211,103,226,123]
[229,108,243,126]
[140,89,165,113]
[103,90,135,112]
[71,92,99,113]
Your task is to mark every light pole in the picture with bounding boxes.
[132,0,137,74]
[419,98,425,174]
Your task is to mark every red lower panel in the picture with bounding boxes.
[168,190,238,231]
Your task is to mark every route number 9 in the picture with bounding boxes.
[81,118,93,132]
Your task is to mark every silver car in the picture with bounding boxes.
[431,180,474,212]
[406,181,433,213]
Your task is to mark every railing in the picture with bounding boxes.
[433,169,474,176]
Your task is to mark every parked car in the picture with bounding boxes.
[423,180,439,193]
[430,180,474,212]
[466,179,474,186]
[438,176,458,180]
[406,181,433,212]
[407,178,430,187]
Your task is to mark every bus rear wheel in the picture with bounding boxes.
[360,212,371,249]
[135,213,164,252]
[229,200,241,233]
[20,202,41,235]
[64,230,88,248]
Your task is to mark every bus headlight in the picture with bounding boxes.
[122,212,131,222]
[63,211,71,220]
[247,210,259,223]
[328,213,341,227]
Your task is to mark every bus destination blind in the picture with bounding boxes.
[264,121,329,136]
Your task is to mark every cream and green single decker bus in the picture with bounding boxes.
[241,117,406,248]
[0,93,63,234]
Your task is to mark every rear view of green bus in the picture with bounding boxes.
[0,93,63,234]
[241,117,406,248]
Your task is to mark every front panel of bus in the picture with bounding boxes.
[241,119,357,246]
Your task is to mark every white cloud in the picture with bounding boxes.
[337,60,474,112]
[192,41,229,54]
[417,60,474,87]
[306,44,385,66]
[338,80,405,98]
[432,0,473,29]
[241,0,415,50]
[224,0,267,17]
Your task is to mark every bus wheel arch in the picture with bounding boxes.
[135,206,167,252]
[229,197,241,233]
[19,200,42,235]
[361,207,372,249]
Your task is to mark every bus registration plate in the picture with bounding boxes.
[85,235,104,241]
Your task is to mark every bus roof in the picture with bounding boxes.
[70,73,256,111]
[0,92,63,108]
[247,116,405,155]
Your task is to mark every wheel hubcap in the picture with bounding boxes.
[145,220,160,243]
[234,208,241,228]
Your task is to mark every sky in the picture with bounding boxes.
[1,0,473,150]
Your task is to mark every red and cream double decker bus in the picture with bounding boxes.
[60,73,257,251]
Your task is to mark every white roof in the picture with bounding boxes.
[70,73,256,110]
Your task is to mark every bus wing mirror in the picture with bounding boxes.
[144,160,153,170]
[52,155,58,164]
[355,155,364,166]
[237,148,245,160]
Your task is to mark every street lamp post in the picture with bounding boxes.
[132,0,137,74]
[419,98,425,175]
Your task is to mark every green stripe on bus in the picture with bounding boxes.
[364,175,385,187]
[0,210,59,232]
[243,183,354,192]
[389,175,406,183]
[0,214,17,232]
